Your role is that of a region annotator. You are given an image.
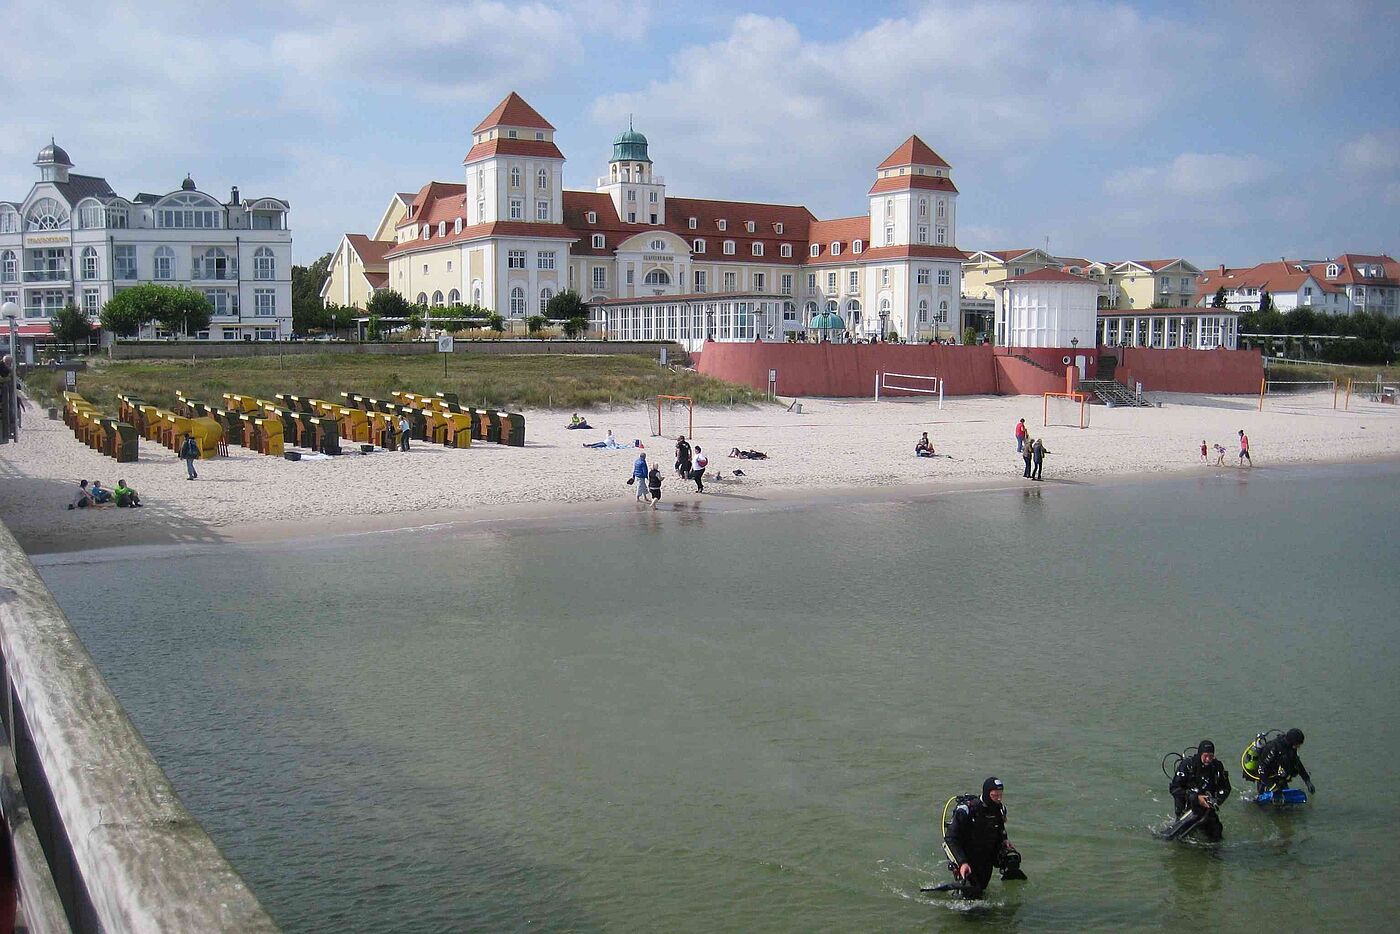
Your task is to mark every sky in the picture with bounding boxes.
[2,0,1397,267]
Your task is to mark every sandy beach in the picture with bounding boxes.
[3,389,1398,555]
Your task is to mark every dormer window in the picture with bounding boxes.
[775,222,784,234]
[586,211,597,224]
[454,218,462,234]
[693,239,706,253]
[592,234,605,249]
[688,217,697,229]
[650,239,666,251]
[831,242,841,256]
[752,243,764,257]
[723,240,735,255]
[780,244,792,258]
[1326,263,1339,278]
[438,221,446,237]
[853,240,864,254]
[535,132,544,140]
[810,244,820,257]
[422,224,430,238]
[717,219,727,231]
[745,221,755,233]
[508,130,517,139]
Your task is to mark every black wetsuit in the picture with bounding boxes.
[944,797,1011,896]
[1257,738,1311,792]
[1169,755,1232,841]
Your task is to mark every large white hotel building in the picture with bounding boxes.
[0,142,292,349]
[331,93,966,350]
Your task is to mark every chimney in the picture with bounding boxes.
[1218,264,1225,275]
[230,185,240,205]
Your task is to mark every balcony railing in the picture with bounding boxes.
[23,267,70,282]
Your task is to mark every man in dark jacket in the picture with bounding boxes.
[944,777,1024,898]
[1030,438,1049,480]
[179,432,200,480]
[1258,729,1314,795]
[1169,740,1232,841]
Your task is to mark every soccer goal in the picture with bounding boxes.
[649,394,694,439]
[874,371,944,408]
[1257,378,1348,412]
[1044,392,1090,428]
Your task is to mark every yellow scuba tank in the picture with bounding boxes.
[1241,732,1273,782]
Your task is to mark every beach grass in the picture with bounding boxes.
[26,353,764,412]
[1265,361,1400,384]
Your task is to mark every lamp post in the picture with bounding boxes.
[879,308,889,343]
[754,307,765,342]
[2,300,18,442]
[706,308,715,341]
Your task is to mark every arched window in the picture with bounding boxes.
[80,246,98,280]
[0,207,18,234]
[846,299,861,324]
[919,198,928,217]
[432,291,444,307]
[0,250,16,283]
[510,287,526,316]
[804,300,818,321]
[537,168,548,190]
[540,287,553,310]
[826,300,838,313]
[155,193,221,229]
[195,247,234,280]
[25,197,68,230]
[453,218,462,234]
[437,221,445,237]
[644,269,671,285]
[472,283,482,305]
[78,200,105,229]
[422,224,430,239]
[416,292,428,304]
[153,246,175,280]
[918,299,929,322]
[477,168,484,189]
[448,289,460,305]
[254,246,275,281]
[510,166,521,188]
[937,300,948,323]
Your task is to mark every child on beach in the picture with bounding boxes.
[1200,441,1208,463]
[1213,444,1227,466]
[647,464,663,509]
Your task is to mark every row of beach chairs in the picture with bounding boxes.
[63,392,140,462]
[115,394,224,459]
[381,391,525,447]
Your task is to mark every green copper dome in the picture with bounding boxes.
[611,123,651,163]
[810,312,846,330]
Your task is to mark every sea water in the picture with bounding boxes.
[40,462,1400,932]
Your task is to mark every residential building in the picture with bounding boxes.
[0,141,292,350]
[961,249,1059,302]
[1194,254,1399,316]
[1109,259,1201,310]
[353,92,965,350]
[318,192,412,309]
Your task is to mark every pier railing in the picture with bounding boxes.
[0,522,278,932]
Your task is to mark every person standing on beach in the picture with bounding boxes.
[398,414,412,452]
[1030,438,1049,481]
[691,446,708,493]
[632,451,650,501]
[675,434,692,479]
[179,432,200,480]
[1015,418,1027,453]
[1021,438,1034,478]
[1200,440,1208,463]
[647,463,663,509]
[1238,430,1251,467]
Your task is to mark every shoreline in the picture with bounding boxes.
[26,454,1400,566]
[7,390,1400,560]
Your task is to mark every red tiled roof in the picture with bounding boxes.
[463,138,565,164]
[385,220,577,257]
[346,234,393,267]
[402,181,466,224]
[877,135,950,169]
[806,243,967,267]
[867,174,958,195]
[1194,261,1343,300]
[365,272,388,288]
[1323,253,1399,287]
[805,216,870,261]
[970,249,1040,263]
[472,92,554,133]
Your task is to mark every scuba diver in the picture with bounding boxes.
[1166,740,1232,842]
[1244,728,1314,801]
[924,777,1027,899]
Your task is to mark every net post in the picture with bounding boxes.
[939,380,943,410]
[1259,377,1266,412]
[874,372,880,401]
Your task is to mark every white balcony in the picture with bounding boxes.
[23,266,70,282]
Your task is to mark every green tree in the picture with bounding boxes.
[562,316,588,339]
[1211,286,1228,309]
[527,314,546,336]
[1258,291,1274,316]
[324,304,359,338]
[291,251,332,334]
[544,289,586,321]
[407,310,425,333]
[487,313,505,337]
[52,304,93,350]
[367,313,383,341]
[1284,305,1319,335]
[366,289,413,320]
[99,284,210,338]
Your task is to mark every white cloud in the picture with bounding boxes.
[1340,130,1400,174]
[592,4,1206,217]
[1104,153,1271,200]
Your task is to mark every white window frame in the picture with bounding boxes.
[723,240,735,255]
[591,234,605,249]
[537,251,556,270]
[509,199,523,221]
[592,267,607,290]
[917,267,930,284]
[853,240,863,254]
[253,288,276,317]
[688,217,697,229]
[537,168,548,190]
[752,243,764,257]
[507,250,527,269]
[780,244,792,258]
[938,269,951,286]
[693,239,706,253]
[537,201,549,221]
[253,246,276,281]
[153,246,175,281]
[810,244,820,257]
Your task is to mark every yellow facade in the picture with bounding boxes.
[960,249,1058,300]
[1109,260,1201,310]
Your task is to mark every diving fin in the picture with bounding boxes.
[1001,868,1028,881]
[920,880,983,898]
[1162,809,1207,841]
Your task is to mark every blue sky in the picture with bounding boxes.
[3,0,1397,266]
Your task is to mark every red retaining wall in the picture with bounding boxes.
[698,341,1000,397]
[993,356,1072,396]
[1115,347,1263,395]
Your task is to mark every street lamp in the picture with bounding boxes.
[753,307,765,341]
[1070,337,1079,349]
[879,309,889,343]
[706,308,715,341]
[2,300,18,442]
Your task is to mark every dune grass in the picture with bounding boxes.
[26,353,764,412]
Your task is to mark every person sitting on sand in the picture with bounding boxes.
[915,433,935,458]
[114,479,142,508]
[90,480,113,504]
[69,479,95,509]
[584,429,619,449]
[567,413,592,430]
[729,447,769,460]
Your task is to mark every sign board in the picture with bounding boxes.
[65,369,76,389]
[437,335,454,353]
[659,347,668,366]
[768,369,777,383]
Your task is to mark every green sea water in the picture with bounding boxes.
[40,462,1400,932]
